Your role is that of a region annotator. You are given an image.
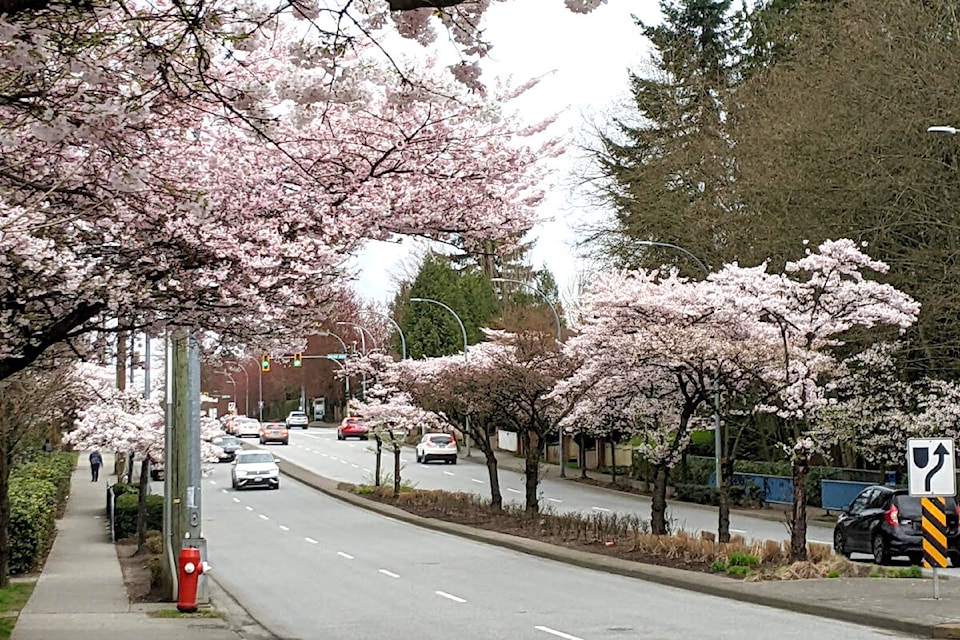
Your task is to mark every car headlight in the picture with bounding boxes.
[266,469,278,477]
[235,469,248,477]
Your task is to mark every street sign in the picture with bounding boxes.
[227,401,236,413]
[326,353,347,360]
[908,438,956,497]
[922,497,949,569]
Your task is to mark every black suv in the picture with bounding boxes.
[834,485,960,565]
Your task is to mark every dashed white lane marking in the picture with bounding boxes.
[591,506,611,513]
[221,489,229,494]
[363,468,371,473]
[535,626,583,640]
[280,526,290,532]
[548,498,562,503]
[245,506,254,511]
[443,471,455,476]
[435,591,466,603]
[330,456,339,461]
[507,488,522,494]
[471,478,484,484]
[259,514,269,521]
[321,453,329,458]
[210,480,217,485]
[378,569,400,578]
[337,552,355,560]
[730,529,747,534]
[340,460,348,465]
[233,498,240,503]
[400,457,409,462]
[305,537,319,545]
[351,464,360,469]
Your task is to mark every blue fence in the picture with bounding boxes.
[820,479,874,513]
[708,472,794,505]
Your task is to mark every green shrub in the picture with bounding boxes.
[727,552,760,567]
[710,560,726,572]
[113,493,164,540]
[726,565,751,577]
[111,483,140,498]
[8,477,58,574]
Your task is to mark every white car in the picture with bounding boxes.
[231,450,280,490]
[416,433,458,465]
[235,417,262,438]
[285,410,309,429]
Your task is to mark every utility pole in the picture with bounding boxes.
[115,330,127,477]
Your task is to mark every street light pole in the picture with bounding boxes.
[635,240,720,492]
[410,297,470,452]
[338,322,371,401]
[491,277,566,477]
[316,330,350,417]
[230,365,250,417]
[366,311,407,359]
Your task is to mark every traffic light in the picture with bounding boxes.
[260,355,270,372]
[292,353,303,367]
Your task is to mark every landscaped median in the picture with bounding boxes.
[277,458,959,639]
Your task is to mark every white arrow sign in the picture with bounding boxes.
[907,438,956,497]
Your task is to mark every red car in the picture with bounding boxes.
[337,417,368,440]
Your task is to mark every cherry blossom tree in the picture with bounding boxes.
[708,239,919,560]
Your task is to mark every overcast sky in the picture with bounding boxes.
[348,0,659,304]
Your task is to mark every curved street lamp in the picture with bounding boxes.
[635,240,721,493]
[410,297,470,450]
[490,276,566,476]
[366,311,407,360]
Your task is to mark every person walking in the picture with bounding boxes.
[89,449,102,482]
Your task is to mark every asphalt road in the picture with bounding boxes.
[201,462,907,640]
[247,428,837,547]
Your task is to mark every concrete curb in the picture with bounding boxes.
[207,577,277,640]
[278,458,937,639]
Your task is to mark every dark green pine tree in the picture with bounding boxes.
[591,0,738,275]
[395,253,497,359]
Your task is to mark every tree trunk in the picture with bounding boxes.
[578,434,588,479]
[718,455,733,543]
[484,448,502,510]
[0,451,10,587]
[393,446,401,496]
[374,435,382,487]
[790,457,809,561]
[651,465,669,535]
[523,432,541,514]
[136,459,149,553]
[609,441,617,486]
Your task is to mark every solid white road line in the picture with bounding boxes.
[730,529,747,534]
[233,498,240,503]
[810,539,832,546]
[591,506,611,513]
[259,514,269,521]
[535,626,583,640]
[305,537,319,545]
[507,488,522,494]
[548,498,562,503]
[245,506,254,511]
[280,526,290,531]
[337,552,355,560]
[378,569,400,578]
[435,591,466,603]
[443,471,455,476]
[471,479,484,484]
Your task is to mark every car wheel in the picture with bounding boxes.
[872,534,891,566]
[337,432,344,440]
[283,439,289,445]
[833,528,849,558]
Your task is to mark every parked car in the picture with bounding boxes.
[416,433,458,465]
[259,422,289,445]
[235,417,262,438]
[285,410,309,429]
[211,435,243,462]
[337,417,368,440]
[833,485,960,566]
[231,450,280,490]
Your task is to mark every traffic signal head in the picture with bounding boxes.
[292,353,303,367]
[260,355,270,372]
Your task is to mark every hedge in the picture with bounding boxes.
[9,477,58,575]
[113,492,164,540]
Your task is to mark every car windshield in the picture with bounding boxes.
[238,453,274,464]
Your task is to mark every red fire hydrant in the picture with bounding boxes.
[177,547,203,612]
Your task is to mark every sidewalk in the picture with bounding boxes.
[12,452,273,640]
